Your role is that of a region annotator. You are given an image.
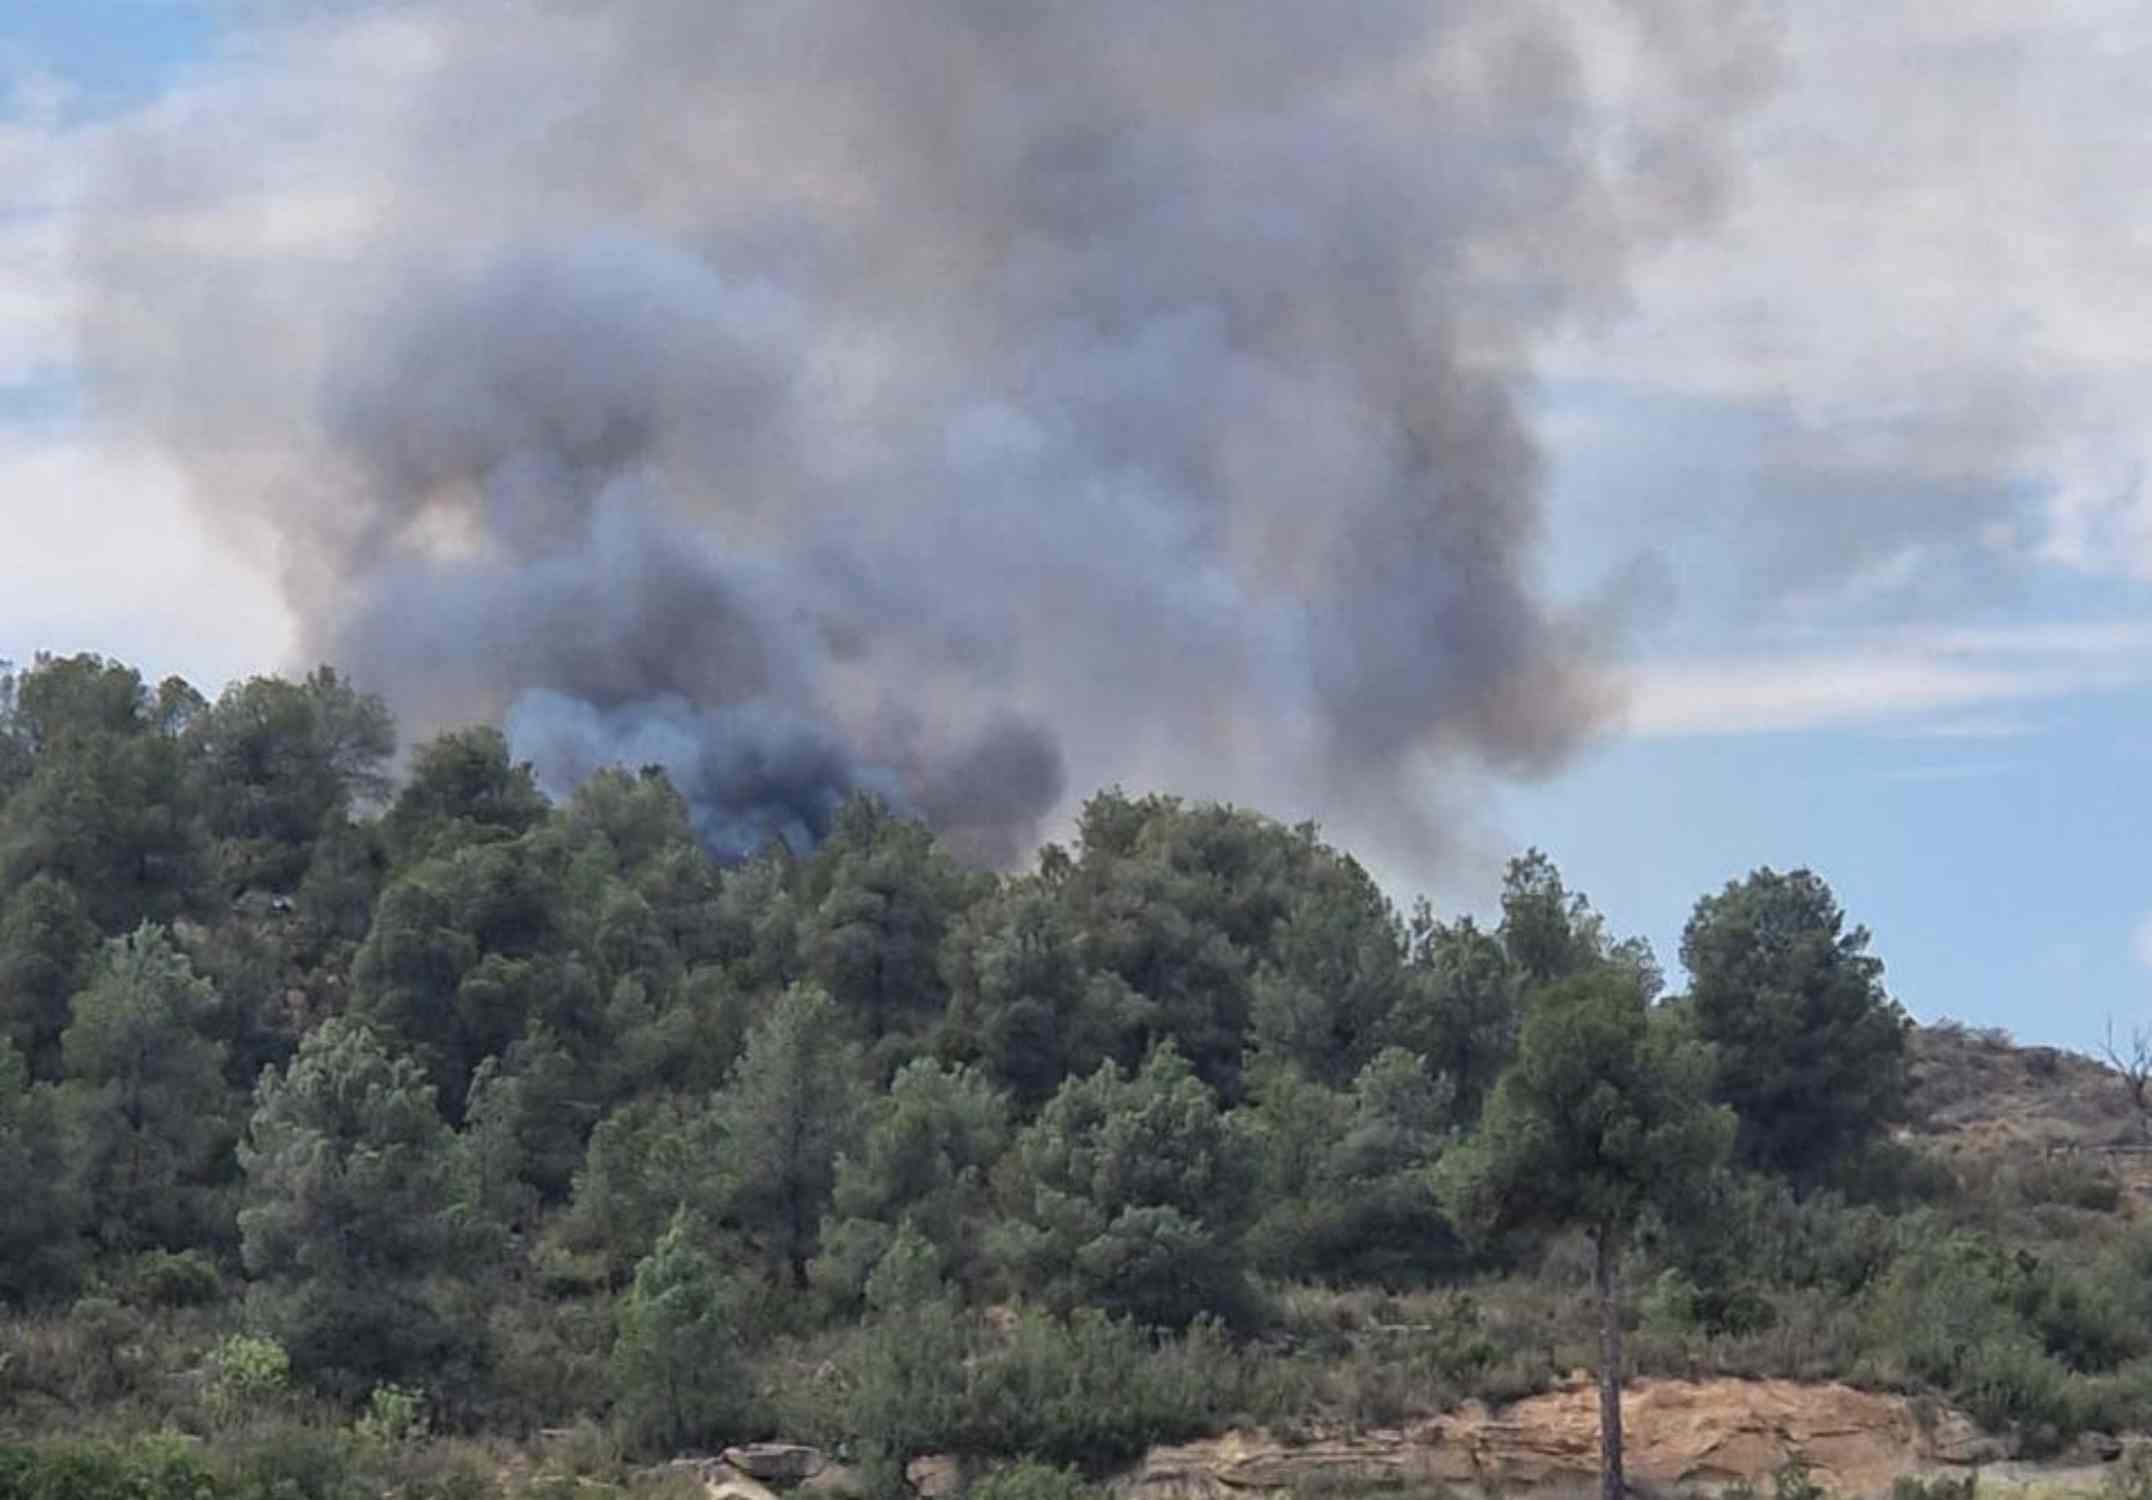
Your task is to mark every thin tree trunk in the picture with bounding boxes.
[1594,1224,1625,1500]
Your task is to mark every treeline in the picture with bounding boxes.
[6,649,2142,1492]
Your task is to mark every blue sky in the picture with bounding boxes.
[0,1,212,116]
[4,2,2152,1050]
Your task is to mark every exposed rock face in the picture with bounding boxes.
[665,1379,2034,1500]
[725,1446,839,1484]
[1118,1379,2007,1500]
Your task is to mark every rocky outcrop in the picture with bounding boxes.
[726,1446,846,1486]
[1118,1378,2014,1500]
[662,1379,2041,1500]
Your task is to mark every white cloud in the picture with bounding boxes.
[1619,619,2152,737]
[0,424,292,690]
[1544,1,2152,585]
[2133,911,2152,971]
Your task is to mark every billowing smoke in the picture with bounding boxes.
[76,0,1776,863]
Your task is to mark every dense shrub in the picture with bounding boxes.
[1953,1337,2077,1454]
[1664,1173,1899,1300]
[1642,1267,1779,1340]
[2022,1263,2142,1373]
[218,1424,369,1500]
[122,1249,224,1309]
[968,1463,1101,1500]
[961,1309,1227,1474]
[206,1334,292,1429]
[0,1438,228,1500]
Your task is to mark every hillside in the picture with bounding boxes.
[1904,1022,2152,1213]
[1907,1023,2143,1153]
[6,653,2152,1500]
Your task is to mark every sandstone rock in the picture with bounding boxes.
[908,1454,973,1498]
[663,1457,785,1500]
[1117,1378,2000,1500]
[711,1473,784,1500]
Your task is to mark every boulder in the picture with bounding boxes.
[908,1454,971,1498]
[725,1445,833,1484]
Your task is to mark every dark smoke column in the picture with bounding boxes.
[78,0,1777,864]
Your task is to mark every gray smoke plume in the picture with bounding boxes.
[76,0,1777,863]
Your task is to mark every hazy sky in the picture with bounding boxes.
[5,0,2152,1047]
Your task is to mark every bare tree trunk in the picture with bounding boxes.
[1594,1224,1625,1500]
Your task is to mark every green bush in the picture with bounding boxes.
[1954,1337,2076,1454]
[354,1383,429,1447]
[1872,1233,2024,1388]
[1855,1230,2102,1451]
[0,1437,228,1500]
[1641,1268,1703,1335]
[962,1309,1224,1475]
[1669,1175,1898,1299]
[219,1423,367,1500]
[484,1289,615,1432]
[123,1249,224,1309]
[967,1462,1101,1500]
[1641,1268,1777,1340]
[1322,1294,1504,1421]
[206,1334,292,1429]
[2023,1266,2142,1373]
[2078,1361,2152,1438]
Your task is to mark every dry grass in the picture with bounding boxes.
[1907,1024,2139,1153]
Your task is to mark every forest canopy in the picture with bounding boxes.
[14,649,2134,1500]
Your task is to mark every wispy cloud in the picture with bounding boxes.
[1620,619,2152,737]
